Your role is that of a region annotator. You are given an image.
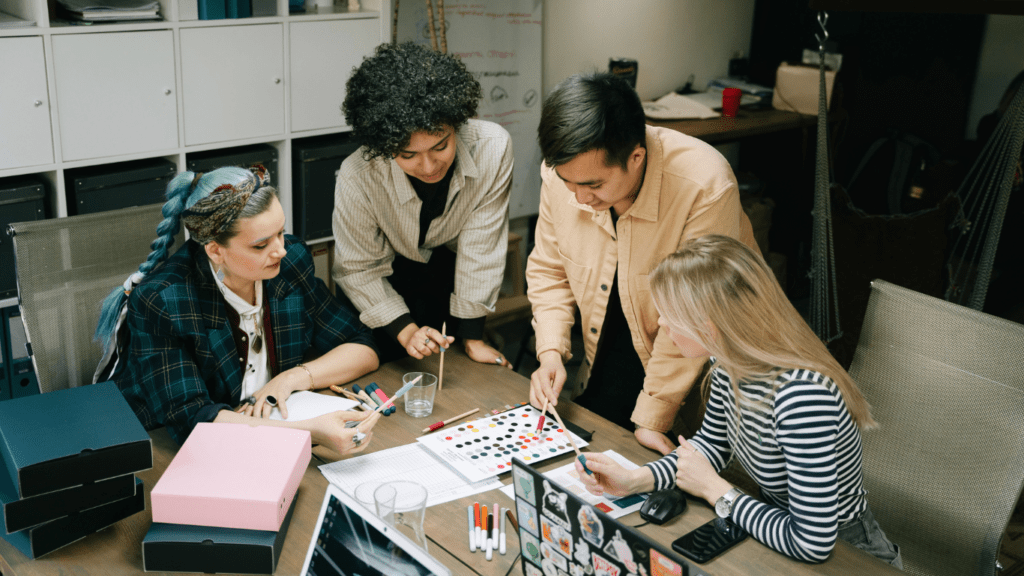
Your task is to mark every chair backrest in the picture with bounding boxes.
[850,279,1024,576]
[9,204,174,393]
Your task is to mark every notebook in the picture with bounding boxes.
[300,484,450,576]
[511,457,692,576]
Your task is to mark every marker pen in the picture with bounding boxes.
[480,505,488,550]
[467,505,475,552]
[499,508,507,555]
[473,502,481,551]
[485,513,493,561]
[367,383,394,415]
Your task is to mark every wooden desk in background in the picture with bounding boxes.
[0,351,899,576]
[647,108,817,145]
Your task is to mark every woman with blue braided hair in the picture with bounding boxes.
[95,165,381,457]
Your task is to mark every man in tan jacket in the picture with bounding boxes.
[527,73,757,454]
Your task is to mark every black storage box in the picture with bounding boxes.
[0,177,47,299]
[65,158,176,216]
[186,144,279,186]
[0,478,144,559]
[142,495,296,574]
[0,471,137,534]
[292,134,360,241]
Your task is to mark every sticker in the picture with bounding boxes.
[570,565,586,576]
[525,563,543,576]
[541,479,571,529]
[514,466,537,502]
[577,504,604,548]
[591,551,622,576]
[602,530,636,574]
[541,558,560,576]
[517,499,540,537]
[541,542,569,570]
[521,528,542,565]
[595,502,613,513]
[650,548,683,576]
[540,515,574,558]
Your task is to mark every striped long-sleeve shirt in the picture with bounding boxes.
[645,366,868,563]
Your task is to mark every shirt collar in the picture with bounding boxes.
[209,260,263,317]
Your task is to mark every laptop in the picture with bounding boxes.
[511,457,693,576]
[300,484,451,576]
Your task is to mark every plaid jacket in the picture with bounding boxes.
[115,236,375,444]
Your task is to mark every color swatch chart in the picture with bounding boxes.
[416,404,589,483]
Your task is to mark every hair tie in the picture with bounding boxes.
[190,172,204,191]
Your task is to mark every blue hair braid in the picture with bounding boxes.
[93,170,198,354]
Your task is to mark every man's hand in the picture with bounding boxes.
[397,323,453,360]
[529,350,566,409]
[464,339,512,368]
[635,428,676,455]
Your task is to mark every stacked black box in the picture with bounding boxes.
[186,144,279,186]
[0,177,47,299]
[292,134,360,241]
[64,158,177,216]
[0,382,152,558]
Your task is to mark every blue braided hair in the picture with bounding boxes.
[94,166,275,356]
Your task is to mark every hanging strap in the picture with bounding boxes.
[809,11,842,344]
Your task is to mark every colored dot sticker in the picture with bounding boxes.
[445,436,452,440]
[489,424,497,427]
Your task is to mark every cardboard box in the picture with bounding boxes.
[0,465,136,534]
[151,423,310,531]
[0,381,153,498]
[0,478,145,559]
[143,495,296,574]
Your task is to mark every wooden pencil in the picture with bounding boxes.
[422,407,479,433]
[547,404,592,474]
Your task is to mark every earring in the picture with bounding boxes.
[216,265,226,283]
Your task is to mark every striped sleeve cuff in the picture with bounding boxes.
[644,453,679,491]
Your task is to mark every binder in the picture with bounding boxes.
[225,0,250,18]
[3,308,37,400]
[151,423,310,531]
[0,478,144,559]
[0,177,47,299]
[0,467,136,534]
[143,496,296,574]
[197,0,226,19]
[292,134,360,241]
[0,381,152,498]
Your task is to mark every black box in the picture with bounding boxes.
[0,478,144,559]
[292,134,360,241]
[0,381,152,499]
[0,469,137,534]
[0,177,47,299]
[142,495,296,574]
[1,307,36,400]
[65,158,176,216]
[186,144,279,187]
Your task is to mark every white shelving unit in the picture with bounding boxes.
[0,0,390,233]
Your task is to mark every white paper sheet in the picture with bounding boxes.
[268,391,358,421]
[642,92,719,120]
[500,450,648,519]
[319,443,503,508]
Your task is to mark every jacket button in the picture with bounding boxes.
[590,327,597,334]
[239,357,244,362]
[242,336,247,341]
[600,284,608,291]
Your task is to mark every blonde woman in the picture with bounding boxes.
[575,235,902,568]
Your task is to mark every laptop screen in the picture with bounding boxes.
[300,484,451,576]
[511,457,692,576]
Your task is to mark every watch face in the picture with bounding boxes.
[715,497,730,518]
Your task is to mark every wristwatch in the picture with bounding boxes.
[715,487,743,519]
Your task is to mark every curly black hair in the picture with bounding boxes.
[343,42,483,161]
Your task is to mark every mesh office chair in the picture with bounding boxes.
[849,279,1024,576]
[8,204,173,393]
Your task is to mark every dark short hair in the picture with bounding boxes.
[537,73,646,170]
[343,42,483,160]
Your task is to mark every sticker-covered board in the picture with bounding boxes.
[417,404,589,483]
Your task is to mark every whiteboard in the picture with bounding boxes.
[397,0,543,219]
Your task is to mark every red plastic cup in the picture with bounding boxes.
[721,88,742,118]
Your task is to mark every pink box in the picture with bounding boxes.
[151,423,311,531]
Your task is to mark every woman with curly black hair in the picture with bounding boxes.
[332,41,515,367]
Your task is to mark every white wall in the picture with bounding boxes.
[542,0,757,100]
[967,15,1024,139]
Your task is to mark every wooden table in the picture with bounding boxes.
[647,108,817,145]
[0,351,901,576]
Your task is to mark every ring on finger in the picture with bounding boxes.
[265,395,278,407]
[424,337,431,346]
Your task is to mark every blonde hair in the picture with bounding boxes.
[650,235,876,429]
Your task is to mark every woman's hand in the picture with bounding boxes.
[635,428,676,455]
[529,350,566,409]
[573,452,653,498]
[674,436,733,505]
[464,339,512,368]
[237,367,311,420]
[307,409,382,458]
[397,324,454,360]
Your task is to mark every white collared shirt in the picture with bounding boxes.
[210,262,271,401]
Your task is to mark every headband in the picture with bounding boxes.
[181,164,270,245]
